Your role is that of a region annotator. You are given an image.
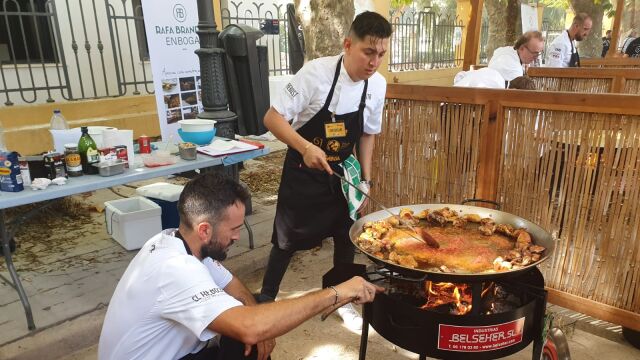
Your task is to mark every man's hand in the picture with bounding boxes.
[302,144,333,174]
[357,182,370,215]
[334,276,384,305]
[244,338,276,360]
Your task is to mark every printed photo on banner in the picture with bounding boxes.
[142,0,202,140]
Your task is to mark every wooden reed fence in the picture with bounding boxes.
[527,67,640,94]
[374,85,640,330]
[581,57,640,68]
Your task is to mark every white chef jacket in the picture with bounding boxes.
[488,46,524,82]
[273,54,386,135]
[99,229,242,360]
[545,31,576,68]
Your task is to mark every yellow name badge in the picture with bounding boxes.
[324,122,347,138]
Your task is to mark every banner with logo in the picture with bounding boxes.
[142,0,203,141]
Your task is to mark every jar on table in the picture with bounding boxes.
[64,143,83,177]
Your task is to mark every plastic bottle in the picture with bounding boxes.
[50,109,69,130]
[78,126,99,174]
[0,120,7,152]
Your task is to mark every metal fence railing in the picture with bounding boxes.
[479,20,489,64]
[2,1,472,106]
[0,0,153,106]
[478,20,563,65]
[220,1,292,76]
[389,7,464,71]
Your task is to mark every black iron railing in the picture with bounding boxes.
[0,0,153,106]
[220,1,291,76]
[389,7,464,71]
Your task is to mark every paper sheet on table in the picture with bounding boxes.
[197,139,259,157]
[50,129,82,154]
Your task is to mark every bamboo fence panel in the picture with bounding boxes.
[497,108,640,313]
[369,99,483,209]
[581,58,640,68]
[531,77,612,93]
[624,79,640,94]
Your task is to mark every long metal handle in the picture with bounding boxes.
[333,173,432,246]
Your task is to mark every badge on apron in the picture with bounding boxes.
[325,122,347,138]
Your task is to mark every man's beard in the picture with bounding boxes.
[200,237,228,261]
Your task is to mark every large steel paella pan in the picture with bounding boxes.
[350,204,555,282]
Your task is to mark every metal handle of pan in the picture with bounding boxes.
[461,198,501,210]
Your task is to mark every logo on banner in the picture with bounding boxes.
[173,4,186,22]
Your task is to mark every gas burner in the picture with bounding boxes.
[324,264,550,360]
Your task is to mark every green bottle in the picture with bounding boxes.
[78,126,99,174]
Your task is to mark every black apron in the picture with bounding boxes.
[568,31,580,67]
[272,56,368,251]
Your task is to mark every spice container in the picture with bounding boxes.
[179,142,197,160]
[92,159,127,177]
[44,152,67,179]
[64,144,83,177]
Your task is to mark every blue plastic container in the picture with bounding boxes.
[177,128,216,145]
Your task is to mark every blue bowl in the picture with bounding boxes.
[178,128,216,145]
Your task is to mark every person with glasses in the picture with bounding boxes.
[488,31,545,86]
[545,13,592,67]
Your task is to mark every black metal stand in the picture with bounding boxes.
[195,0,240,182]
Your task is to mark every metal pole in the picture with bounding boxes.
[195,0,238,179]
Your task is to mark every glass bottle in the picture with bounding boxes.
[50,109,69,130]
[78,126,99,174]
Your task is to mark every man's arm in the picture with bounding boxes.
[224,276,276,360]
[208,276,382,345]
[224,276,257,306]
[545,45,564,67]
[358,133,375,181]
[264,107,332,173]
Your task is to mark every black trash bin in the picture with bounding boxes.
[220,24,270,136]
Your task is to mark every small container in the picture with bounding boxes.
[64,144,83,177]
[98,147,115,162]
[114,145,129,168]
[138,135,151,154]
[179,142,197,160]
[92,159,127,177]
[44,152,67,179]
[18,157,31,187]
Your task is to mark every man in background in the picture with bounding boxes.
[545,13,592,67]
[488,31,544,85]
[601,30,612,57]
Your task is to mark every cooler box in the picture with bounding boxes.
[105,197,162,250]
[136,182,184,229]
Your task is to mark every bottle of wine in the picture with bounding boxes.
[78,126,99,174]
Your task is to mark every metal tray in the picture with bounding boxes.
[92,159,127,176]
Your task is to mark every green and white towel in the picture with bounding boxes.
[339,155,368,221]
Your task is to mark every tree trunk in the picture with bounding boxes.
[485,0,519,61]
[295,0,355,61]
[570,0,604,58]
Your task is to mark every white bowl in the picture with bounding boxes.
[178,120,216,132]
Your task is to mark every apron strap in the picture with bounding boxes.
[568,31,580,67]
[355,79,369,158]
[322,56,343,111]
[358,79,368,137]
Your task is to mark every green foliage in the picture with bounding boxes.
[391,0,415,9]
